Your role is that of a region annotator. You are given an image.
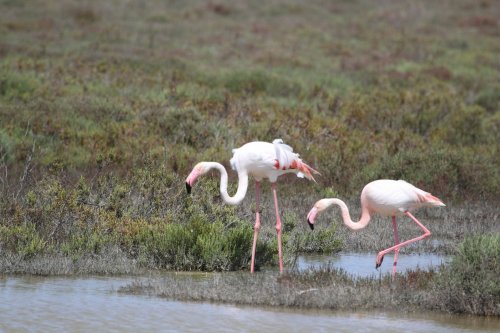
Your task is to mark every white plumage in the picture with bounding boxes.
[230,139,314,182]
[362,179,436,216]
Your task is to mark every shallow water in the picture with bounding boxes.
[1,275,498,333]
[296,252,450,277]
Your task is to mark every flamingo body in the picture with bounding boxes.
[186,139,318,273]
[230,140,316,182]
[361,180,443,216]
[307,179,445,277]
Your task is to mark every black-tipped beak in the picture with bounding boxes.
[186,182,192,194]
[375,257,384,269]
[307,219,314,230]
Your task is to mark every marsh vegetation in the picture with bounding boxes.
[0,0,499,316]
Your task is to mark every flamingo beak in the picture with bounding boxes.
[186,167,200,194]
[185,168,201,194]
[307,207,318,231]
[307,220,314,230]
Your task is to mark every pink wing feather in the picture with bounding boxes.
[272,139,319,181]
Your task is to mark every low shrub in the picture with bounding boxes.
[195,220,253,271]
[299,224,341,254]
[222,70,302,97]
[433,234,500,315]
[0,223,46,259]
[0,71,41,101]
[0,129,15,163]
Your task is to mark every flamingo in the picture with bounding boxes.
[306,179,445,277]
[185,139,319,273]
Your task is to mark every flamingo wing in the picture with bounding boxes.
[273,139,319,181]
[364,180,424,214]
[230,141,278,176]
[273,139,298,170]
[365,179,445,215]
[230,140,318,181]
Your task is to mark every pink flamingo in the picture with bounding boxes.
[186,139,319,273]
[306,179,445,277]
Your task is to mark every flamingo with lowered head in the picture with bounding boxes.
[306,179,445,277]
[186,139,319,273]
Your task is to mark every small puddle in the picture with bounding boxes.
[296,252,450,277]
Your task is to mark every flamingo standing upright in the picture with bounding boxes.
[186,139,319,273]
[306,179,445,277]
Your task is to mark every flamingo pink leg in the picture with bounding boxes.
[271,182,284,274]
[376,211,431,269]
[391,216,400,278]
[250,181,261,273]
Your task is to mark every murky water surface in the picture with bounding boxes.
[1,253,498,332]
[297,252,449,277]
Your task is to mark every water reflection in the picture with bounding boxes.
[0,274,498,333]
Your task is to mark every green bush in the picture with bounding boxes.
[0,129,15,163]
[0,224,46,259]
[434,234,500,315]
[359,147,499,200]
[437,105,487,145]
[0,71,40,101]
[222,70,301,97]
[195,221,253,271]
[60,231,116,258]
[475,85,500,113]
[136,220,199,270]
[146,107,213,148]
[300,224,341,254]
[129,215,258,271]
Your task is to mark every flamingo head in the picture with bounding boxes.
[306,199,330,230]
[185,162,209,194]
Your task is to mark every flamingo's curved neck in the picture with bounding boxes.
[326,198,371,231]
[207,162,248,205]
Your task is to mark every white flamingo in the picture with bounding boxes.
[186,139,319,273]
